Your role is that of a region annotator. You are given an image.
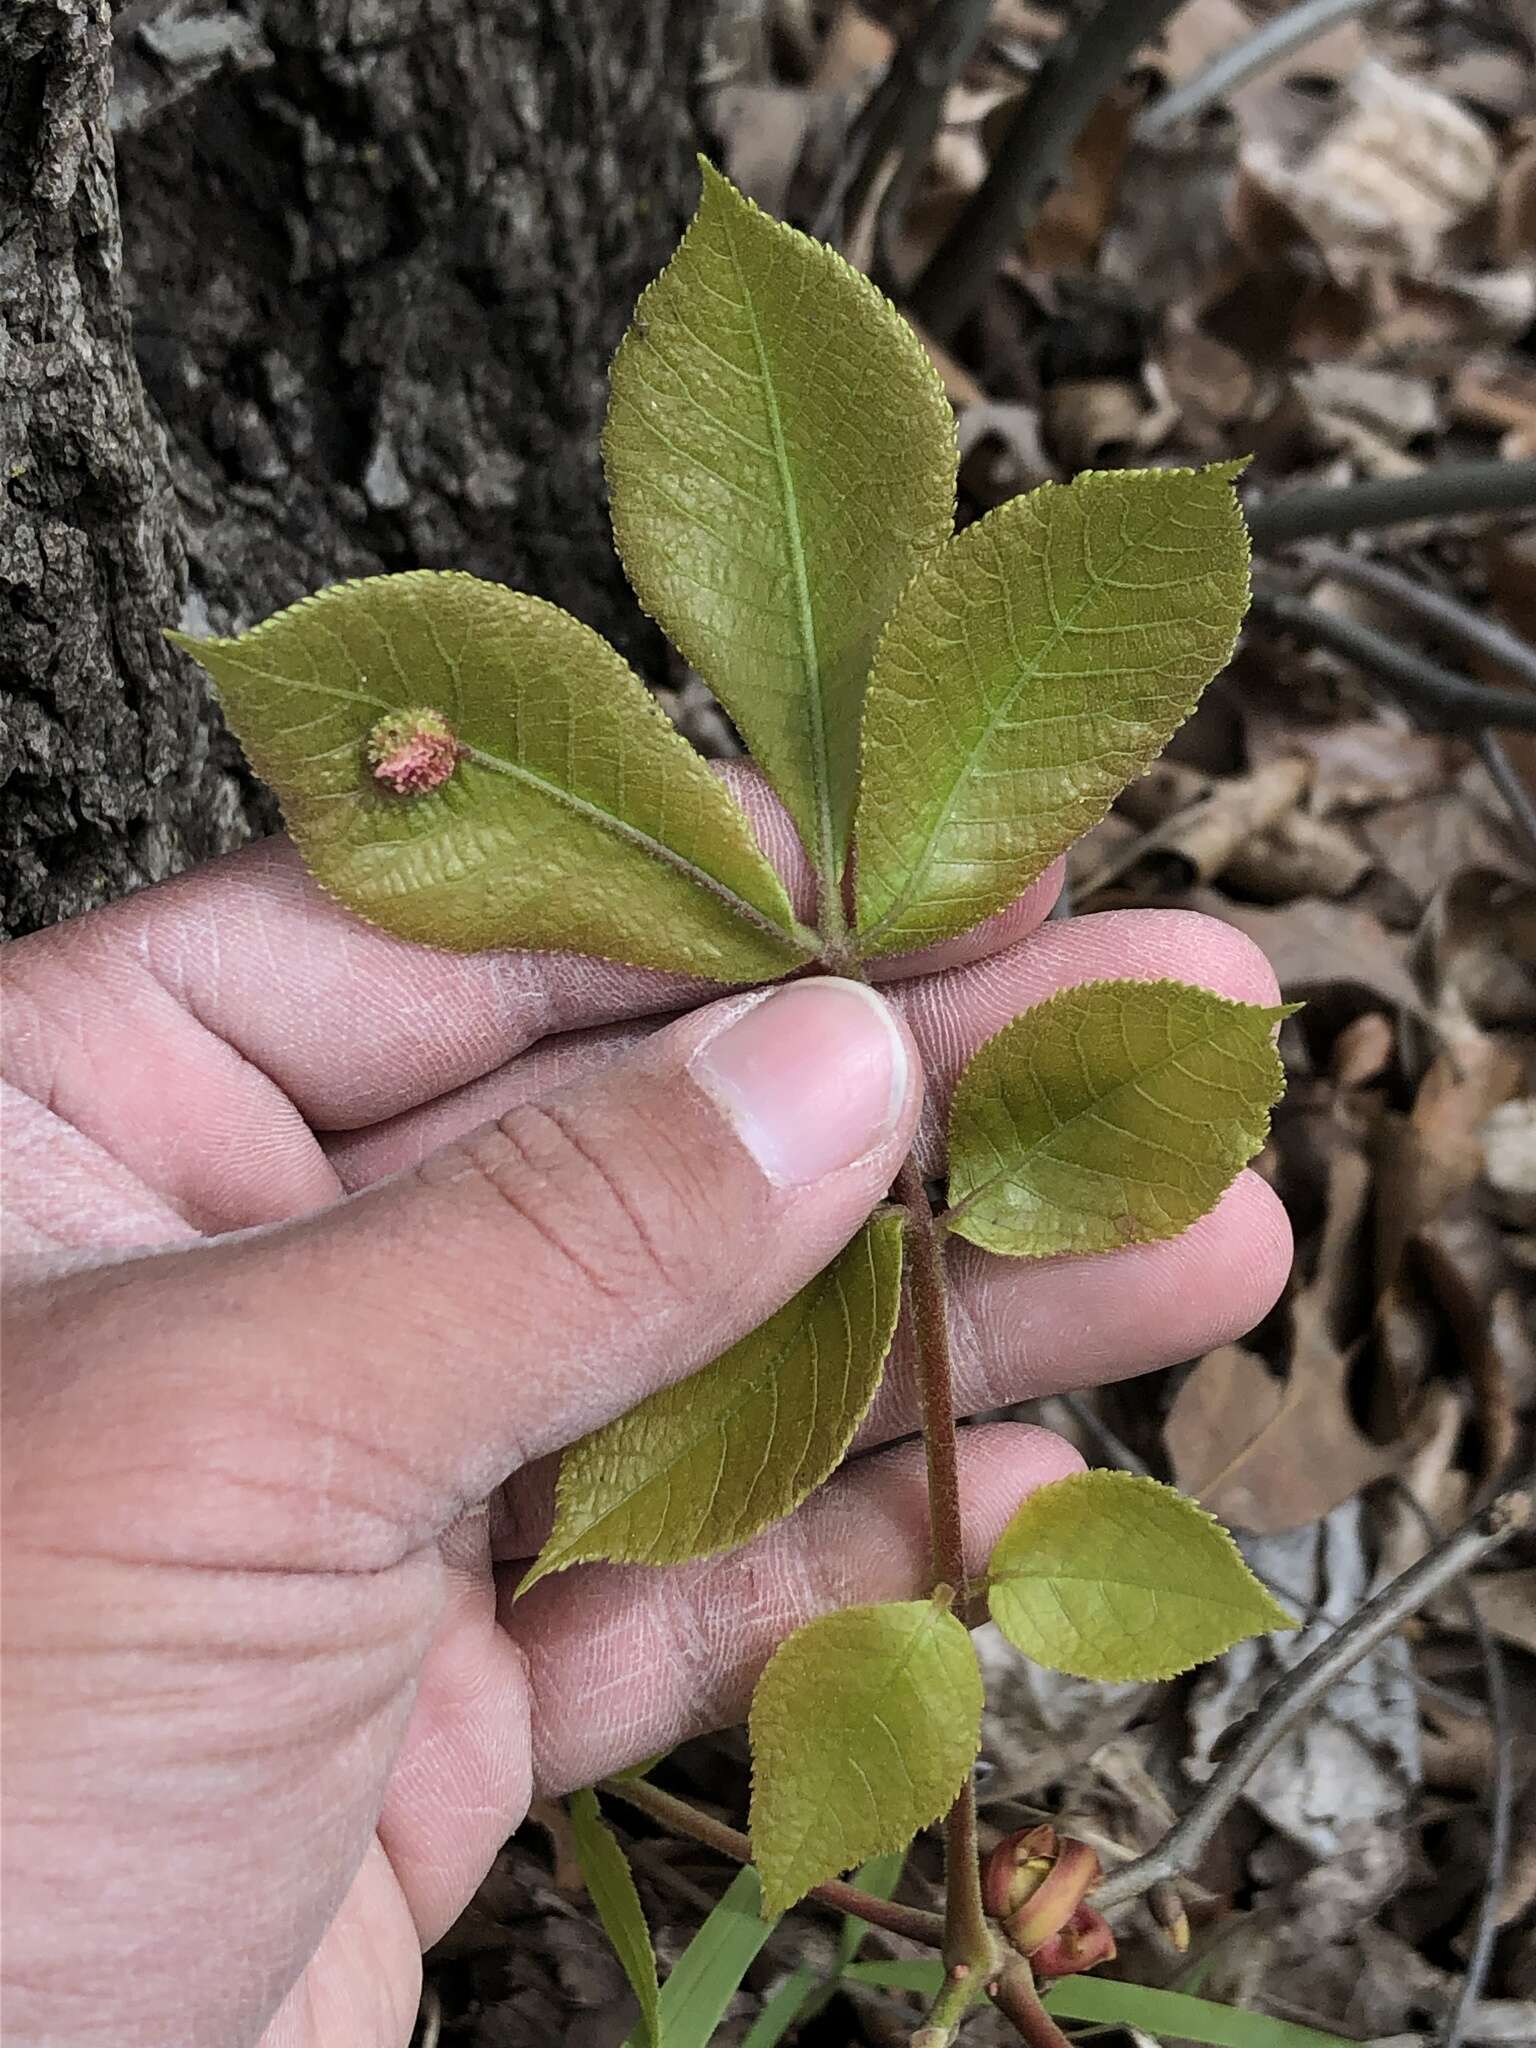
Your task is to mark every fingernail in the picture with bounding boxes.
[692,979,909,1185]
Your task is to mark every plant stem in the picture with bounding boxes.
[599,1776,947,1949]
[896,1157,969,1594]
[1245,458,1536,549]
[1091,1487,1532,1910]
[1135,0,1387,139]
[909,0,1184,342]
[894,1155,996,1985]
[989,1960,1076,2048]
[1251,592,1536,734]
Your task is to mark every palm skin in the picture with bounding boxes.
[1,795,1289,2048]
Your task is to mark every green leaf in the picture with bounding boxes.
[625,1867,775,2048]
[854,462,1250,956]
[749,1597,983,1917]
[605,161,956,887]
[944,978,1292,1259]
[1044,1976,1362,2048]
[170,571,809,981]
[986,1470,1295,1682]
[568,1789,661,2047]
[520,1214,904,1591]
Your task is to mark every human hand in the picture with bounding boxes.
[1,780,1290,2048]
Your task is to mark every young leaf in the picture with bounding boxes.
[568,1788,661,2047]
[854,463,1250,956]
[986,1470,1294,1681]
[170,571,809,981]
[520,1214,904,1591]
[605,161,956,889]
[944,978,1292,1259]
[749,1597,983,1917]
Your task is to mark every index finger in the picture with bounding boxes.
[16,764,1059,1134]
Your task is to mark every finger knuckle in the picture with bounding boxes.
[454,1098,720,1307]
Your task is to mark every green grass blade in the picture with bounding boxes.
[1044,1978,1362,2047]
[625,1867,776,2048]
[740,1967,824,2048]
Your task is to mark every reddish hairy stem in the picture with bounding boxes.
[599,1776,946,1949]
[894,1155,996,1983]
[989,1961,1076,2048]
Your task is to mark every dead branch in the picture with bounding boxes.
[909,0,1184,342]
[1092,1489,1532,1914]
[1251,593,1536,734]
[1247,461,1536,549]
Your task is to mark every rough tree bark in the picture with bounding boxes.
[1,0,259,937]
[2,0,711,937]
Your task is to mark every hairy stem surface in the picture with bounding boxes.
[894,1155,995,1986]
[600,1776,946,1947]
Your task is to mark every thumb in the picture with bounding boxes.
[19,979,918,1570]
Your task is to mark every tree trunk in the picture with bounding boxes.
[1,0,261,938]
[2,0,710,938]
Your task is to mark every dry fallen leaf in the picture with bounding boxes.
[1080,755,1311,897]
[1463,1567,1536,1660]
[1209,895,1424,1015]
[1168,1150,1396,1535]
[1242,62,1499,281]
[1269,718,1448,816]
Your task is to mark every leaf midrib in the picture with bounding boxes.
[774,1606,958,1880]
[859,502,1170,947]
[715,198,838,895]
[548,1255,862,1566]
[990,1563,1267,1614]
[943,1009,1260,1231]
[209,646,812,960]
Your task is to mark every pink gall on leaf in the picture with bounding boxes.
[365,708,466,795]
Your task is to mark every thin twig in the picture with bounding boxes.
[1136,0,1387,138]
[1092,1488,1532,1911]
[600,1776,948,1950]
[817,0,993,254]
[1246,461,1536,550]
[1476,731,1536,862]
[1251,593,1536,734]
[810,49,908,244]
[1295,548,1536,859]
[910,0,1185,342]
[1059,1394,1152,1478]
[1305,547,1536,696]
[1389,1488,1518,2048]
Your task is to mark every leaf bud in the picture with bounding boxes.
[981,1826,1115,1977]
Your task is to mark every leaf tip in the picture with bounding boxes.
[510,1552,562,1604]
